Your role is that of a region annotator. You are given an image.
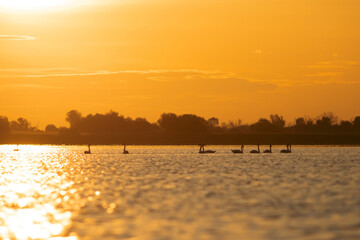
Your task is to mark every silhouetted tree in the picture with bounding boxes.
[339,121,352,131]
[10,117,38,132]
[250,118,273,132]
[270,114,285,129]
[66,110,83,130]
[324,112,338,125]
[65,110,157,134]
[354,116,360,130]
[221,119,246,133]
[295,117,306,128]
[293,117,315,131]
[316,117,331,130]
[45,124,58,133]
[158,113,209,133]
[305,118,315,129]
[158,113,177,131]
[0,116,10,135]
[316,112,338,128]
[224,120,242,129]
[208,117,219,128]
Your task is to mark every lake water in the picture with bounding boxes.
[0,145,359,240]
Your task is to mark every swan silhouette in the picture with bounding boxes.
[123,144,129,154]
[263,144,272,153]
[250,145,260,154]
[232,145,244,154]
[13,144,19,151]
[281,144,291,153]
[199,145,216,154]
[84,144,91,154]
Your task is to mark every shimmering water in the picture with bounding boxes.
[0,145,359,240]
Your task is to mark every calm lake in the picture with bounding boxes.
[0,145,359,240]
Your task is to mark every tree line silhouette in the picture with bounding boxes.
[1,110,360,134]
[1,110,360,144]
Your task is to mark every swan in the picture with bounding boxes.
[199,145,216,154]
[84,144,91,154]
[263,144,272,153]
[123,144,129,154]
[250,145,260,154]
[13,144,19,151]
[232,145,244,154]
[281,144,292,153]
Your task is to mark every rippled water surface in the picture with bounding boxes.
[1,145,360,240]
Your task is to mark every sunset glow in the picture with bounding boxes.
[0,0,70,11]
[1,0,360,127]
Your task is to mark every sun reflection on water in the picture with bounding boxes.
[0,145,77,240]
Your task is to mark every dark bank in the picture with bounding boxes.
[1,110,360,145]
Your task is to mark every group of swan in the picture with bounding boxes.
[84,144,129,154]
[232,144,291,154]
[12,144,291,154]
[199,144,291,154]
[83,144,292,154]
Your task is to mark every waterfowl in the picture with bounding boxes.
[232,145,244,154]
[263,144,272,153]
[281,144,292,153]
[13,145,19,151]
[123,144,129,154]
[250,145,260,154]
[84,144,91,154]
[199,145,216,154]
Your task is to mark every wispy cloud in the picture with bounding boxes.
[0,83,62,89]
[0,35,36,41]
[303,60,359,82]
[6,69,233,79]
[0,67,277,93]
[306,60,358,69]
[305,72,343,77]
[2,67,359,92]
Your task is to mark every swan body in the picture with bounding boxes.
[199,145,216,154]
[232,145,244,154]
[200,150,216,154]
[281,144,292,153]
[84,144,91,154]
[250,145,260,154]
[263,145,272,153]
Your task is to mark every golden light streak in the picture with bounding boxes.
[0,0,70,11]
[0,145,77,240]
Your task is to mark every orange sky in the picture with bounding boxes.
[1,0,360,128]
